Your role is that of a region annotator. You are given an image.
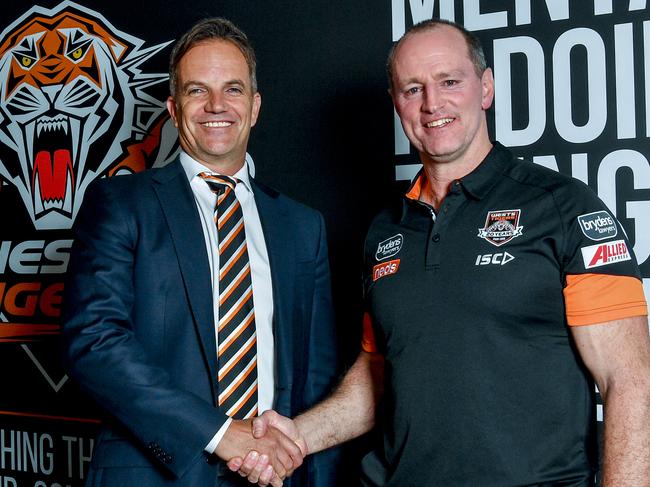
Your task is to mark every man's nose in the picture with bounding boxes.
[422,85,443,113]
[205,90,226,112]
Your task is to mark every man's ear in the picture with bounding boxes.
[166,96,179,127]
[481,68,495,110]
[250,92,262,128]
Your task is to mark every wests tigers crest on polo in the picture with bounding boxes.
[0,1,177,230]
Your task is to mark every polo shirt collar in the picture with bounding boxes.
[458,142,511,200]
[404,142,512,203]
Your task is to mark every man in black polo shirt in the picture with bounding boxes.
[230,19,650,487]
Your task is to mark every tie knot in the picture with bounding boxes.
[199,172,237,193]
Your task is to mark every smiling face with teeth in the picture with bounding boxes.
[166,40,261,175]
[391,25,494,173]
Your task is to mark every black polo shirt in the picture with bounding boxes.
[362,143,646,486]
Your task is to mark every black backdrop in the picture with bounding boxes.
[0,1,648,485]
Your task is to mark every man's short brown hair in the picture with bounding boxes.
[387,18,487,91]
[169,17,257,96]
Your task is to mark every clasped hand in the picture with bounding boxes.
[225,411,306,487]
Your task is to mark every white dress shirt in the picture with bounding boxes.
[178,152,275,451]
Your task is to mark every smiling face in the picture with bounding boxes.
[166,39,261,174]
[391,25,494,170]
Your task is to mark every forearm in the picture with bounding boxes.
[571,315,650,486]
[295,351,383,455]
[600,378,650,486]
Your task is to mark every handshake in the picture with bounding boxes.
[218,411,307,487]
[215,352,378,485]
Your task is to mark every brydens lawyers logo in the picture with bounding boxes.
[375,234,403,261]
[581,239,631,269]
[477,209,523,247]
[577,211,618,241]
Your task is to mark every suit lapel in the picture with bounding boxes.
[151,160,218,395]
[251,181,299,392]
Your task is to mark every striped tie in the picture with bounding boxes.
[200,173,258,419]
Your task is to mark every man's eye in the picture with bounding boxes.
[443,80,458,87]
[405,87,421,96]
[188,88,204,95]
[227,87,243,94]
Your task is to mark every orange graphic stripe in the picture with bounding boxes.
[218,312,255,358]
[0,410,101,424]
[0,324,60,341]
[228,383,258,418]
[219,360,256,402]
[219,337,256,380]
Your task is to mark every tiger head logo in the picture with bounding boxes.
[0,1,177,230]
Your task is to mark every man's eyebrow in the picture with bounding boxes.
[397,69,467,87]
[225,78,246,86]
[433,69,466,79]
[181,80,205,91]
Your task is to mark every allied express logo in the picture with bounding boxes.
[581,239,631,269]
[0,2,178,342]
[477,209,523,247]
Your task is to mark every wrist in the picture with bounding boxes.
[215,419,252,460]
[294,416,311,456]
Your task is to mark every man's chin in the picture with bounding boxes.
[421,146,461,164]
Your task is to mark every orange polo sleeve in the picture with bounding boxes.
[564,274,647,326]
[361,312,378,353]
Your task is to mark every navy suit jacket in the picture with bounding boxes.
[62,159,341,486]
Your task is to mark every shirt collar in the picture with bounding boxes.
[404,142,512,203]
[179,150,253,193]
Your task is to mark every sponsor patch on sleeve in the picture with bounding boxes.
[581,239,631,269]
[577,210,618,241]
[372,259,400,281]
[375,234,403,261]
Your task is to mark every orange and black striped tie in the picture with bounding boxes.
[200,173,258,419]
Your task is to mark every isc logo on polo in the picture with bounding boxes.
[373,259,400,281]
[475,252,515,266]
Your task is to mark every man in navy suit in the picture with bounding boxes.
[62,18,340,487]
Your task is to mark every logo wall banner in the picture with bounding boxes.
[0,1,176,232]
[0,0,176,340]
[0,2,176,484]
